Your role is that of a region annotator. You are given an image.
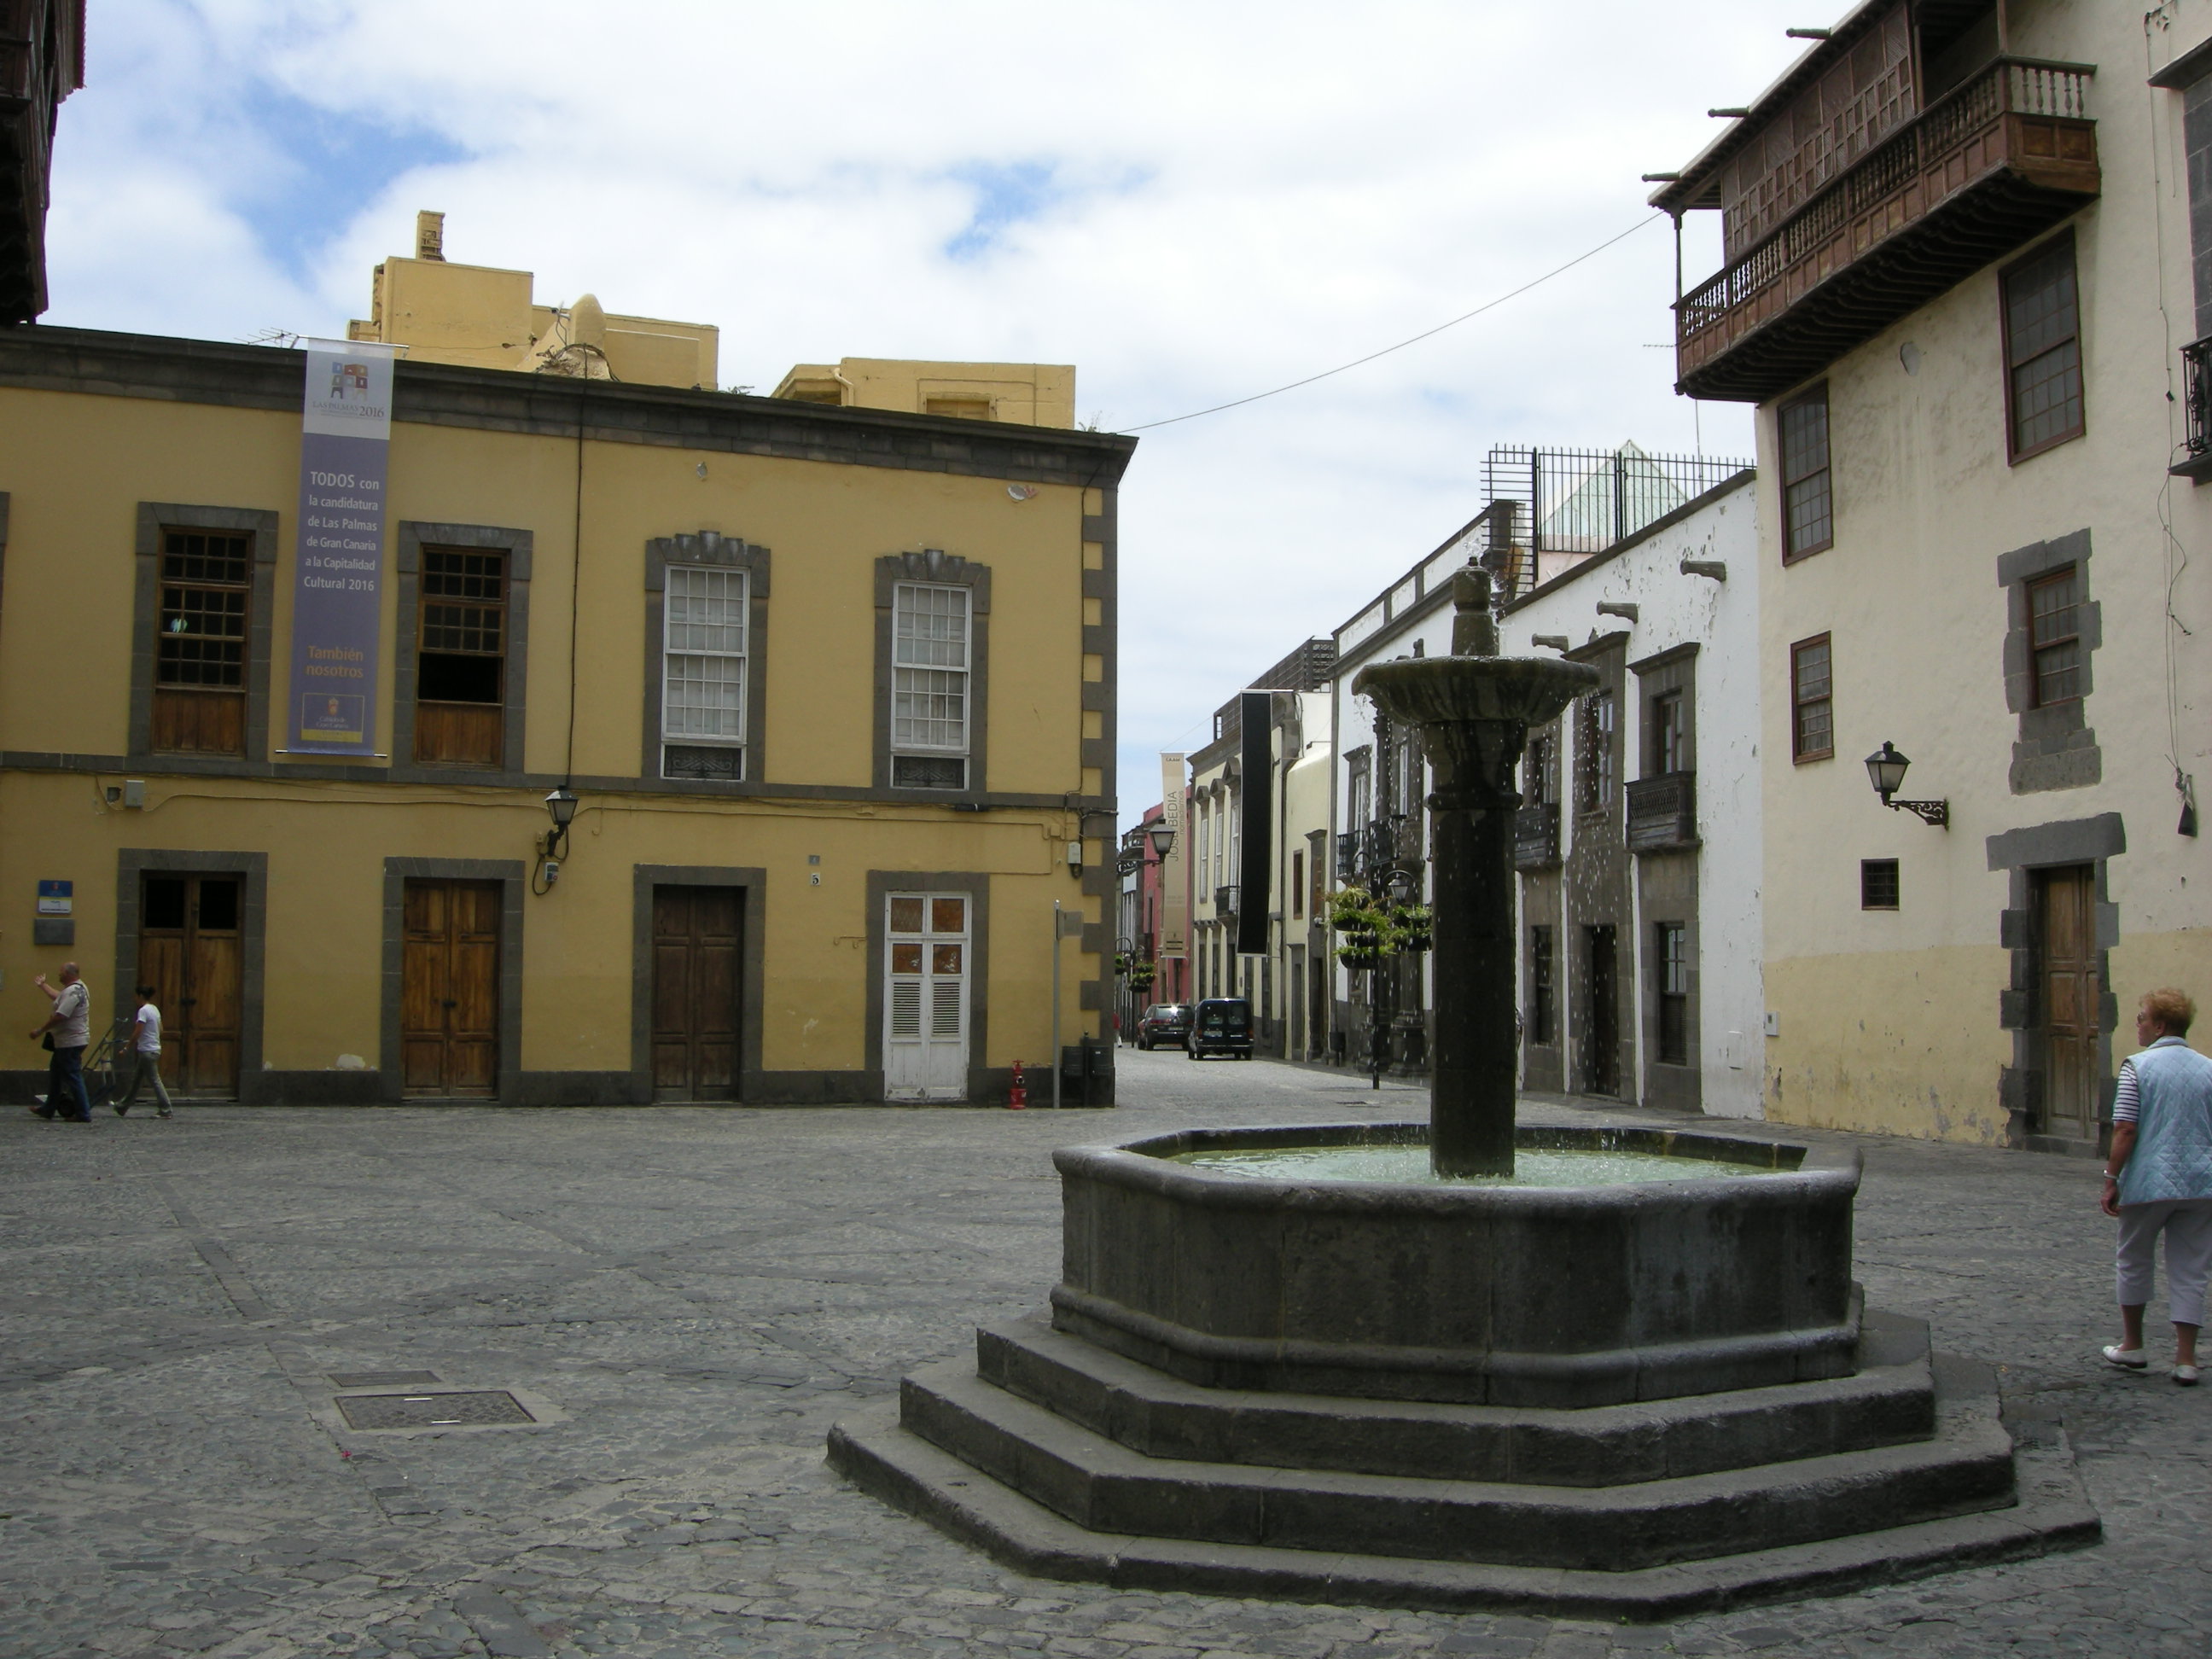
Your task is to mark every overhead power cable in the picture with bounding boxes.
[1116,212,1664,434]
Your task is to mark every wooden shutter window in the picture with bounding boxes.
[1778,385,1832,561]
[416,548,505,766]
[152,530,251,754]
[1790,634,1833,761]
[2028,568,2082,707]
[2003,236,2085,462]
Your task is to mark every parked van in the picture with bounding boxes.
[1186,998,1254,1061]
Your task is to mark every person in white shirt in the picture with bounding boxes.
[28,962,92,1121]
[114,985,172,1119]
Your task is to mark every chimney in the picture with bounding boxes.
[416,210,445,262]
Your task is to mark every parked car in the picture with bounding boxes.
[1186,998,1254,1061]
[1135,1003,1192,1051]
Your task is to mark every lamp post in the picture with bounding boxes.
[1145,822,1176,998]
[1863,742,1949,828]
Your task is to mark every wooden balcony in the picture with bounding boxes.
[1513,801,1560,871]
[0,1,83,323]
[1626,773,1698,855]
[1674,58,2098,405]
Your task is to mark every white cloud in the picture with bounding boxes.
[43,0,1802,817]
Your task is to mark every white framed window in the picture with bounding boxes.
[662,565,747,781]
[891,581,969,789]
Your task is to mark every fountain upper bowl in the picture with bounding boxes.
[1353,654,1599,729]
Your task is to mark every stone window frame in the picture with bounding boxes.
[863,870,994,1102]
[628,864,769,1103]
[873,550,991,801]
[378,857,526,1104]
[1989,812,2123,1151]
[390,522,533,782]
[642,532,772,792]
[113,847,267,1097]
[129,504,280,769]
[1999,528,2100,795]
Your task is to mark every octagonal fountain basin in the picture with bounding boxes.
[1051,1122,1861,1409]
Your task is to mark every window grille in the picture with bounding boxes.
[891,582,969,788]
[157,531,250,689]
[1861,859,1901,911]
[1576,691,1616,815]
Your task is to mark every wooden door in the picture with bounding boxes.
[137,874,243,1096]
[884,892,969,1101]
[2039,864,2098,1138]
[651,885,743,1100]
[1583,924,1620,1097]
[401,879,502,1096]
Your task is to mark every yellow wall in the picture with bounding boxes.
[774,358,1076,428]
[0,368,1117,1099]
[350,255,720,389]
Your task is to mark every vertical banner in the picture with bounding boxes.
[287,340,399,754]
[1158,753,1187,964]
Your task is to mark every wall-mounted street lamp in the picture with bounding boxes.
[1146,822,1176,859]
[1864,742,1948,829]
[534,786,580,893]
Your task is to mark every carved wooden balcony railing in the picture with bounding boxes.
[1674,57,2098,404]
[1513,800,1561,871]
[1626,773,1698,855]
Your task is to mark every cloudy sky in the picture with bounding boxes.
[44,1,1805,818]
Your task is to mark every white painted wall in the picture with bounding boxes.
[1501,476,1762,1117]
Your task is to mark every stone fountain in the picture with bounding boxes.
[829,570,2098,1618]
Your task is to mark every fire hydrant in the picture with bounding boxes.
[1008,1062,1027,1110]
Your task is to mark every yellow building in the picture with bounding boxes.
[0,288,1132,1105]
[774,359,1075,428]
[346,212,721,389]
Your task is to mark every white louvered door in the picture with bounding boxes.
[884,891,969,1101]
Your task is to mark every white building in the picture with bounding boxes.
[1501,471,1762,1118]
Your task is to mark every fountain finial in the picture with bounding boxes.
[1451,566,1497,657]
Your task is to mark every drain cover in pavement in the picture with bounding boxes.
[337,1390,535,1429]
[328,1370,441,1388]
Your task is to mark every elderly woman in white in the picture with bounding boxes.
[2101,987,2212,1385]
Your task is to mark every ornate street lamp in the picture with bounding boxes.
[534,786,580,893]
[1146,821,1176,859]
[1863,742,1948,828]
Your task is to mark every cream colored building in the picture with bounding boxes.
[0,247,1130,1106]
[1656,0,2209,1149]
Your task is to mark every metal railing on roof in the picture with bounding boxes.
[1481,445,1752,563]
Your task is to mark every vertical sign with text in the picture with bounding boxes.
[287,341,399,754]
[1158,753,1187,961]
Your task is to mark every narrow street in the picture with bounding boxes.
[0,1053,2198,1658]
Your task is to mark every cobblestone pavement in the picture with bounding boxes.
[1,1050,2203,1658]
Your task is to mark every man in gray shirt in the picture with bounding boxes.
[29,963,93,1121]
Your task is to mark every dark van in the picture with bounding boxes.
[1186,998,1254,1061]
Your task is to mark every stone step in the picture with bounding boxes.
[826,1396,2100,1621]
[895,1353,2017,1572]
[976,1312,1936,1487]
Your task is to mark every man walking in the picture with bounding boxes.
[2101,987,2212,1384]
[28,963,93,1122]
[113,985,172,1119]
